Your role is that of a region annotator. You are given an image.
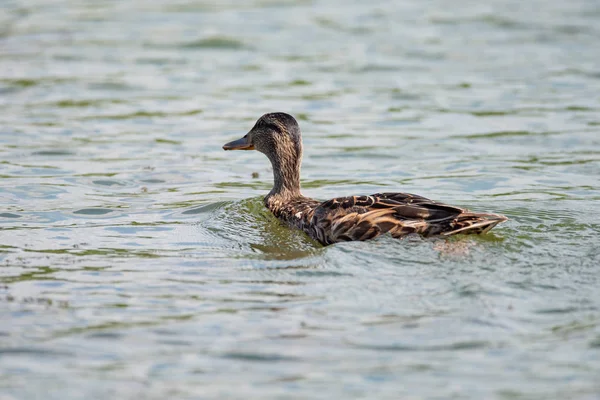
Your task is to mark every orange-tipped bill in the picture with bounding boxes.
[223,136,254,151]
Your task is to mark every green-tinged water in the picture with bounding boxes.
[1,0,600,398]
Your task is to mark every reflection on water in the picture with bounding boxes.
[1,0,600,398]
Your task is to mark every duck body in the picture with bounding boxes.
[266,192,506,245]
[224,112,507,246]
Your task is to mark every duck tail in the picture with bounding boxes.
[441,212,508,236]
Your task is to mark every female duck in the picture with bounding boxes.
[223,112,507,245]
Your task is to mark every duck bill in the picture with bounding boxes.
[223,136,254,151]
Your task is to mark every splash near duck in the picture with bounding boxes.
[223,112,507,246]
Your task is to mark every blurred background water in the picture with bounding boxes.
[1,0,600,398]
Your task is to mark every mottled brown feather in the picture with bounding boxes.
[266,192,507,245]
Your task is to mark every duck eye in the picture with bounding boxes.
[263,122,282,133]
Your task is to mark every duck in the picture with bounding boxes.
[223,112,507,246]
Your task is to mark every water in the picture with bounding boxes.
[1,0,600,398]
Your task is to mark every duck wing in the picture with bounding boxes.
[309,192,507,244]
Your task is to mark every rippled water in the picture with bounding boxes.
[1,0,600,398]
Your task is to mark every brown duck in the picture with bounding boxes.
[223,112,507,246]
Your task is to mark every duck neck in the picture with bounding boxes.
[267,151,301,200]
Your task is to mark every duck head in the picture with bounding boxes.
[223,112,303,197]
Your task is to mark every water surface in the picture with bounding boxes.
[1,0,600,398]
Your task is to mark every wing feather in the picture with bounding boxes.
[309,192,506,244]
